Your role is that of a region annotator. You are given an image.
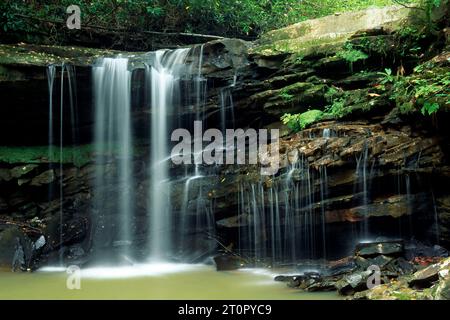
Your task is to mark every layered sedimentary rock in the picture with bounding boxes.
[0,5,449,269]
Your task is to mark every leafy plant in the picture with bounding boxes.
[281,110,323,132]
[325,98,348,118]
[421,102,440,115]
[336,43,369,72]
[393,65,450,115]
[378,68,396,85]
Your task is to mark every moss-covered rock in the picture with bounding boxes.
[250,6,414,58]
[0,43,122,67]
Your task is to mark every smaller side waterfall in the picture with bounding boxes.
[355,142,375,238]
[236,156,329,265]
[219,74,237,133]
[46,63,79,265]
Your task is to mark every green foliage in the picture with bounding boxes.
[336,43,369,72]
[281,110,323,132]
[378,68,396,85]
[0,2,31,32]
[337,43,369,63]
[392,63,450,115]
[0,0,410,38]
[325,98,349,118]
[421,101,440,115]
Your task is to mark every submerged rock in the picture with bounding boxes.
[213,255,246,271]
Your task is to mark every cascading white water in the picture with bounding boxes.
[236,153,331,265]
[93,57,133,258]
[47,65,56,160]
[147,49,190,260]
[355,142,374,238]
[219,74,237,133]
[46,63,79,266]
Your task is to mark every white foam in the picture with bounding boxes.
[39,263,202,279]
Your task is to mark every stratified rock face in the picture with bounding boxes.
[0,5,449,268]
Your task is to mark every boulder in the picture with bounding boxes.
[0,225,38,271]
[385,257,416,275]
[355,255,393,270]
[251,6,414,57]
[433,277,450,300]
[10,164,39,179]
[30,169,55,187]
[305,277,338,292]
[408,264,441,289]
[335,270,372,295]
[355,241,404,258]
[213,254,246,271]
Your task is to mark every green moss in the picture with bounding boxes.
[0,44,121,66]
[251,36,347,57]
[0,144,146,167]
[0,145,93,167]
[259,23,313,44]
[278,92,294,102]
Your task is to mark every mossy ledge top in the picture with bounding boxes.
[250,5,415,57]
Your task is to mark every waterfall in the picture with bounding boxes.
[355,142,374,238]
[47,65,56,162]
[147,49,190,261]
[46,63,79,266]
[58,64,65,265]
[93,57,134,259]
[219,74,237,133]
[236,154,329,265]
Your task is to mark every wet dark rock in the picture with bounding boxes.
[328,257,357,276]
[202,38,251,73]
[216,214,250,228]
[10,165,39,179]
[408,263,441,289]
[213,254,246,271]
[385,257,416,275]
[30,169,55,187]
[287,276,303,288]
[355,241,404,258]
[0,197,8,212]
[67,245,86,260]
[355,255,393,270]
[0,168,12,182]
[305,278,338,292]
[404,241,449,260]
[335,270,372,295]
[434,277,450,299]
[0,225,43,271]
[274,275,292,282]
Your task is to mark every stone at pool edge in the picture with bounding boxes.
[355,241,404,258]
[213,254,247,271]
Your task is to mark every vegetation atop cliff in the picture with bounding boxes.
[0,0,421,48]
